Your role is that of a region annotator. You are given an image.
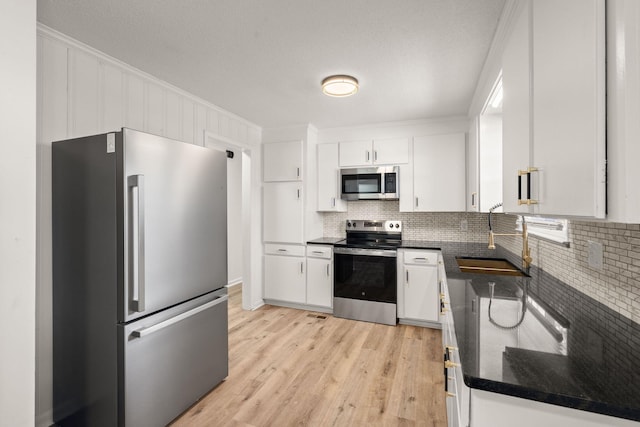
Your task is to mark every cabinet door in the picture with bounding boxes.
[306,257,332,308]
[446,370,460,427]
[317,144,347,212]
[264,255,306,303]
[373,137,409,165]
[403,265,439,322]
[339,140,372,167]
[531,0,605,218]
[263,182,304,243]
[502,3,532,214]
[467,118,479,212]
[263,140,303,182]
[413,134,466,212]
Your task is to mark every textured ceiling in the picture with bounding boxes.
[37,0,506,129]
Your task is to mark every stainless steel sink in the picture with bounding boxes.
[456,257,527,276]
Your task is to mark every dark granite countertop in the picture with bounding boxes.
[309,239,640,421]
[438,242,640,422]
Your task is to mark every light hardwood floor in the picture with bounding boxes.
[172,285,447,426]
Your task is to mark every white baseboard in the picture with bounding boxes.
[227,277,242,287]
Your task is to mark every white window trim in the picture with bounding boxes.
[516,216,570,247]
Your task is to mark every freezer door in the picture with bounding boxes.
[119,289,228,427]
[122,128,227,321]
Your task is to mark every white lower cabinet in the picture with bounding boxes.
[264,244,306,304]
[306,245,333,309]
[397,249,441,326]
[264,244,333,312]
[441,276,469,427]
[470,389,638,427]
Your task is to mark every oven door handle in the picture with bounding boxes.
[334,247,397,258]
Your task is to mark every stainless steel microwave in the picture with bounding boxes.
[340,166,399,200]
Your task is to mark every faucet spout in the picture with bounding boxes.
[521,221,532,269]
[487,204,532,270]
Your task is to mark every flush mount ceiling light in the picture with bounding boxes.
[322,75,359,97]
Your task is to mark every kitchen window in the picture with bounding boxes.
[516,216,569,247]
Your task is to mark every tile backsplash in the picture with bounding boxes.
[322,202,640,324]
[322,201,489,242]
[493,214,640,324]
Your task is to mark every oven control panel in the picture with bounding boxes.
[345,220,402,233]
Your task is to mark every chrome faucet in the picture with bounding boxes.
[488,203,532,270]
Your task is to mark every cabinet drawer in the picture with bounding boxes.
[403,250,439,265]
[264,243,305,257]
[306,245,332,259]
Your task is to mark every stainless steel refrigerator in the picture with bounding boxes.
[52,128,229,426]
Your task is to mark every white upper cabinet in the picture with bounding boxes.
[317,143,347,212]
[263,181,304,244]
[404,133,466,212]
[263,140,303,182]
[338,138,409,167]
[338,139,371,167]
[502,0,606,218]
[467,118,479,212]
[373,137,410,165]
[607,0,640,223]
[502,3,532,214]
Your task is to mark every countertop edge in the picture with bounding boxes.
[463,374,640,423]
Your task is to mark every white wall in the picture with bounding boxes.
[318,117,469,143]
[228,152,244,284]
[36,25,262,426]
[0,1,37,425]
[479,113,503,212]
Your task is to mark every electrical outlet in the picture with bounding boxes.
[460,219,468,231]
[587,241,603,270]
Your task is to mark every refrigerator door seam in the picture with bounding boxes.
[131,295,228,338]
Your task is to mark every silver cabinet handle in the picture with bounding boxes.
[374,151,378,162]
[413,257,427,262]
[300,262,304,274]
[297,167,300,178]
[332,197,336,207]
[277,248,288,252]
[312,251,324,255]
[297,189,301,200]
[131,295,228,338]
[366,151,370,162]
[326,264,330,276]
[128,174,145,312]
[406,270,409,286]
[415,197,419,208]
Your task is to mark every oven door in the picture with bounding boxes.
[333,247,397,303]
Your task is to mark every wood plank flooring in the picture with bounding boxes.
[171,285,447,426]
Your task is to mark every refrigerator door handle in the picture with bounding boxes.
[131,295,228,338]
[128,174,146,312]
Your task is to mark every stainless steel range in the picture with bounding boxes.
[333,220,402,325]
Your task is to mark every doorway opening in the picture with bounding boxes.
[205,134,254,310]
